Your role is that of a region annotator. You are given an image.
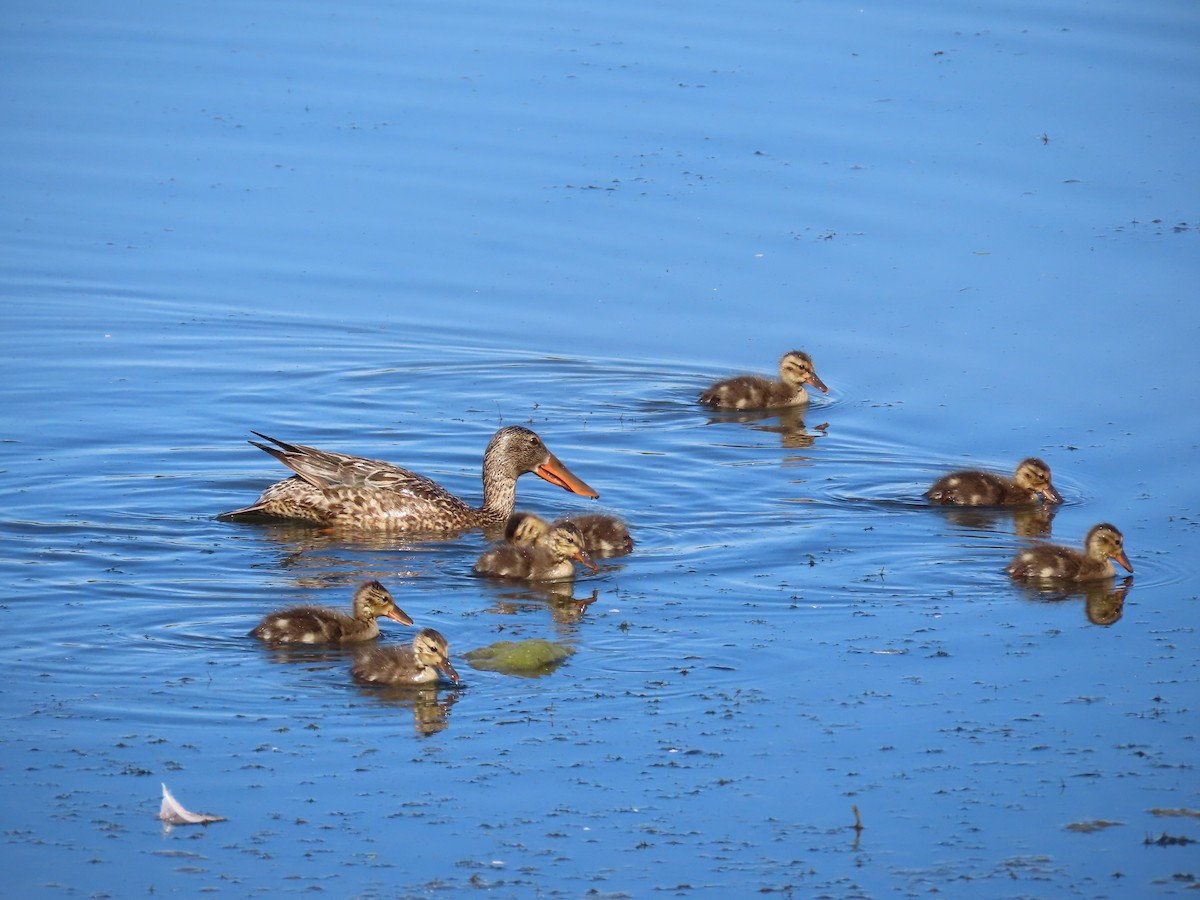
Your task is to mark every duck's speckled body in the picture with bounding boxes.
[1008,523,1133,583]
[700,350,828,410]
[351,628,460,686]
[250,580,413,644]
[220,426,598,532]
[476,515,598,581]
[926,457,1062,506]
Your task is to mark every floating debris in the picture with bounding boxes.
[158,783,226,827]
[1065,819,1122,833]
[464,639,574,677]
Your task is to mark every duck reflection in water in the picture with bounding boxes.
[353,684,461,737]
[1014,576,1133,627]
[937,502,1058,537]
[703,404,829,450]
[487,585,600,626]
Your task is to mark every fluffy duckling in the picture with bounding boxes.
[926,457,1062,506]
[250,580,413,644]
[700,350,829,410]
[554,513,633,557]
[351,628,460,686]
[475,518,598,581]
[1008,523,1133,583]
[506,509,633,558]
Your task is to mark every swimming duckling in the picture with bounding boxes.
[250,580,413,644]
[351,628,460,686]
[1007,523,1133,583]
[475,519,598,581]
[506,510,633,558]
[700,350,829,410]
[926,457,1062,506]
[554,513,633,557]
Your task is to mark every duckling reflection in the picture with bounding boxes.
[487,586,600,626]
[1008,523,1133,583]
[700,350,829,410]
[936,502,1058,537]
[703,405,827,450]
[1014,576,1133,627]
[352,684,460,737]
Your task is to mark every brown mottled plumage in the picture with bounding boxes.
[475,516,598,581]
[351,628,460,686]
[700,350,828,410]
[926,457,1062,506]
[220,426,598,531]
[554,513,633,557]
[1008,523,1133,583]
[250,580,413,644]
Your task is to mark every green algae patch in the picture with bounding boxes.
[464,640,574,677]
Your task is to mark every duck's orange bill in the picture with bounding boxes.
[387,607,415,626]
[1041,484,1063,504]
[537,454,600,499]
[808,372,830,393]
[1113,549,1134,573]
[574,548,600,573]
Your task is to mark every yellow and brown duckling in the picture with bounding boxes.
[220,425,598,532]
[554,513,634,557]
[700,350,829,410]
[926,457,1062,506]
[506,509,633,558]
[475,514,598,581]
[1008,523,1133,583]
[351,628,460,686]
[250,580,413,644]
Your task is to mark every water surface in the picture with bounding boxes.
[2,0,1198,897]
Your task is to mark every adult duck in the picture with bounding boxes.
[700,350,828,410]
[926,457,1062,506]
[250,580,413,644]
[220,426,598,531]
[1008,523,1133,583]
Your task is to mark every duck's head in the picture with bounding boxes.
[780,350,828,394]
[1085,523,1133,573]
[550,523,599,572]
[1014,457,1062,504]
[504,510,551,545]
[413,628,460,684]
[485,426,599,498]
[353,580,414,625]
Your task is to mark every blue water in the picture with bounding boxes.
[2,0,1198,896]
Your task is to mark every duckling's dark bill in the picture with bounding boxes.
[808,373,830,393]
[386,608,415,626]
[1114,550,1134,573]
[536,455,599,498]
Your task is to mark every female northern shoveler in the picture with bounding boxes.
[220,425,598,531]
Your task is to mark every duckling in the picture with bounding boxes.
[926,457,1062,506]
[250,580,413,644]
[700,350,828,410]
[475,519,599,581]
[554,513,633,557]
[1008,523,1133,583]
[351,628,460,686]
[506,510,633,558]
